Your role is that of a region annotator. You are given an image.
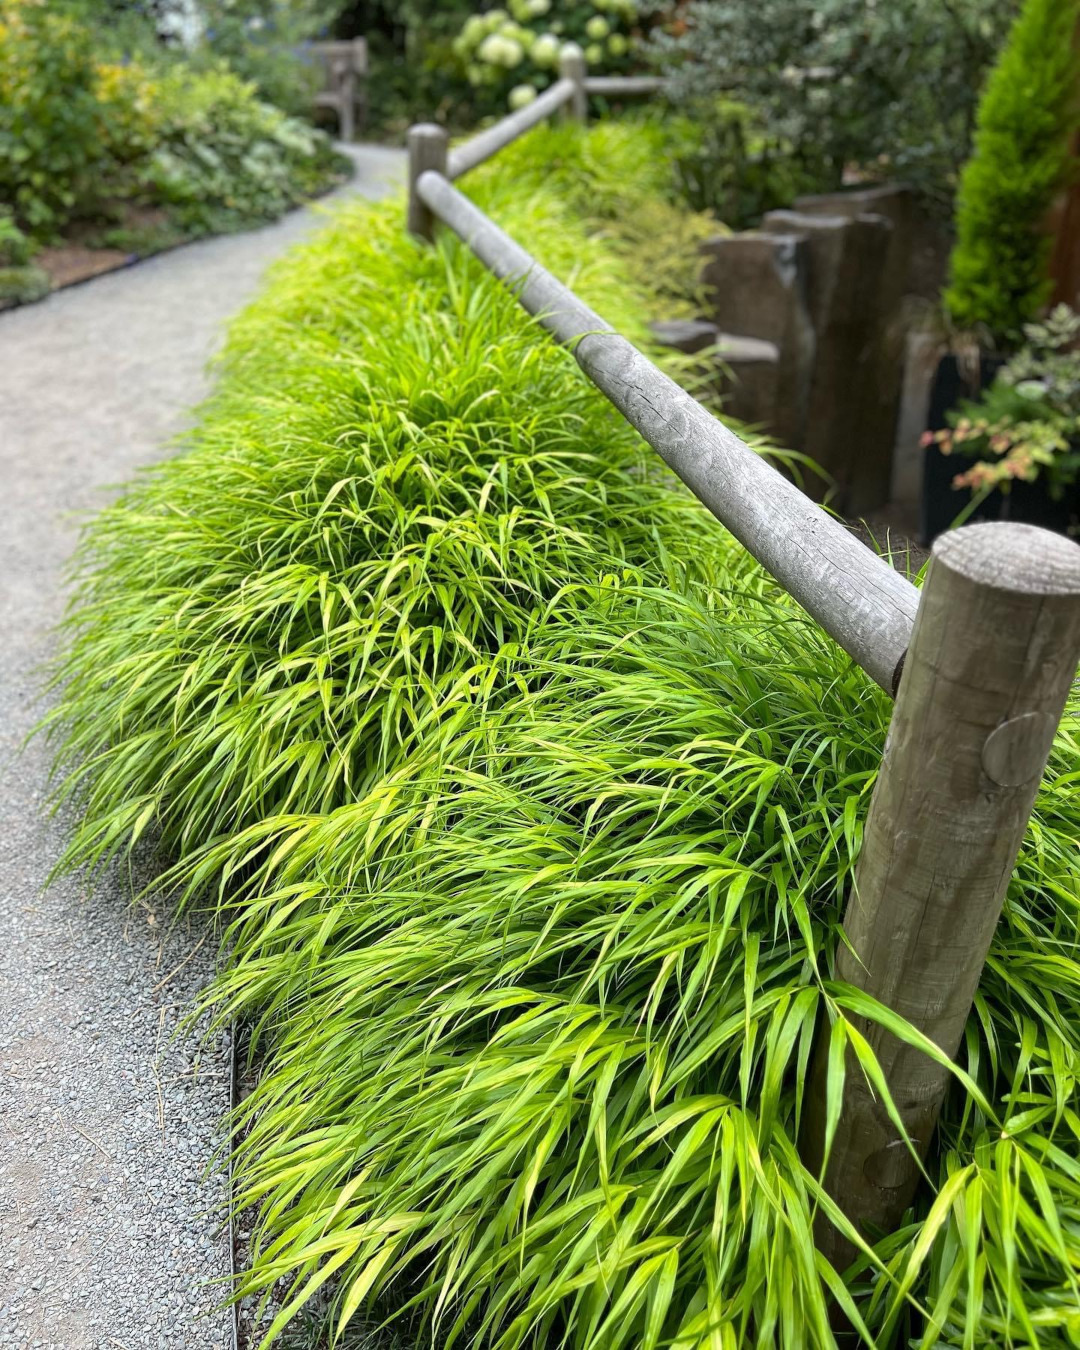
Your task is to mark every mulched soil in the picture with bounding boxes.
[34,242,133,289]
[850,503,930,577]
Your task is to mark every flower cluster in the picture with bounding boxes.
[921,414,1065,492]
[921,306,1080,497]
[452,1,640,108]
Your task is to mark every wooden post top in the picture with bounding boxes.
[407,123,449,146]
[933,521,1080,596]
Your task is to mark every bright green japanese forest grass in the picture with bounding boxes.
[47,124,1080,1348]
[46,121,712,875]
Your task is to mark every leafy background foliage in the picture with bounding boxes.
[450,0,641,111]
[945,0,1080,346]
[928,305,1080,493]
[0,0,347,244]
[44,119,1080,1350]
[650,0,1018,224]
[194,0,340,117]
[0,0,111,235]
[143,62,346,234]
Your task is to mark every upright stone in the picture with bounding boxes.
[649,319,720,355]
[698,232,815,455]
[795,184,914,301]
[761,210,894,512]
[713,335,781,432]
[893,329,944,510]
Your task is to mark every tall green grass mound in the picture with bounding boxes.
[205,589,1080,1350]
[48,123,1080,1347]
[46,124,711,875]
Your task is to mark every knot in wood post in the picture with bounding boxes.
[559,45,588,122]
[802,521,1080,1270]
[406,123,448,242]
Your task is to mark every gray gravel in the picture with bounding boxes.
[0,146,405,1350]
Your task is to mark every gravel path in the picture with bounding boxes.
[0,146,405,1350]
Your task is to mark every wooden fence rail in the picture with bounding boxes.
[416,169,920,694]
[447,77,576,180]
[403,68,1080,1270]
[583,75,663,96]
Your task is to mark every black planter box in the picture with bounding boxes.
[920,353,1080,544]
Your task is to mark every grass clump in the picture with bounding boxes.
[45,123,719,892]
[192,582,1080,1350]
[47,121,1080,1347]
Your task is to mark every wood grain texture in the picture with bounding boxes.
[446,80,574,181]
[560,47,588,122]
[406,124,448,241]
[416,169,920,692]
[802,521,1080,1268]
[583,76,663,95]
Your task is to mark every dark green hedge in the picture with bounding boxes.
[945,0,1080,346]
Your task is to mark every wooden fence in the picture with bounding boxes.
[308,38,368,142]
[405,48,1080,1262]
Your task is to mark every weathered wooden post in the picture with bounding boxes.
[560,45,588,122]
[802,521,1080,1268]
[406,123,448,241]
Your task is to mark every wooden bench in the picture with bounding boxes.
[307,38,368,142]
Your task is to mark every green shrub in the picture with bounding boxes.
[0,261,49,304]
[651,0,1017,221]
[658,97,824,228]
[0,1,347,245]
[196,0,337,118]
[945,0,1080,346]
[0,0,110,234]
[340,0,476,136]
[47,124,1080,1347]
[143,64,348,234]
[0,211,32,265]
[0,201,47,306]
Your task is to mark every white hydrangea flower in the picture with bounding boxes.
[461,14,487,45]
[585,15,610,39]
[528,0,551,13]
[477,33,507,64]
[509,83,538,109]
[584,42,604,64]
[531,33,560,67]
[607,32,627,56]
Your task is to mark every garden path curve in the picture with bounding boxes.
[0,145,405,1350]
